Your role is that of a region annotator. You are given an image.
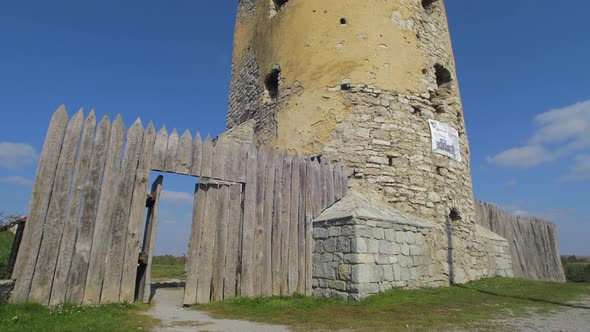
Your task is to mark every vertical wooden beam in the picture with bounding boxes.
[327,163,335,207]
[28,109,84,305]
[261,149,275,297]
[183,183,207,305]
[279,153,292,296]
[195,185,218,304]
[223,184,243,299]
[211,184,230,301]
[271,151,284,296]
[342,166,349,196]
[288,155,300,294]
[237,144,249,183]
[304,158,315,296]
[190,132,203,177]
[333,163,342,201]
[101,118,145,304]
[83,115,125,305]
[211,140,228,180]
[312,159,322,219]
[120,122,156,303]
[297,156,307,294]
[240,144,257,297]
[252,146,266,296]
[164,129,178,173]
[139,176,163,304]
[65,115,111,304]
[152,126,168,171]
[11,107,69,296]
[49,111,96,305]
[200,135,213,178]
[175,130,193,175]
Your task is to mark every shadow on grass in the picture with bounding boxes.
[457,284,590,310]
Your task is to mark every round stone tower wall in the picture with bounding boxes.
[228,0,487,283]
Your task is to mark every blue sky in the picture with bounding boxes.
[0,1,587,256]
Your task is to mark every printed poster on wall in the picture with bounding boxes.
[428,120,462,162]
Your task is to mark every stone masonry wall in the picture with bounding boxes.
[313,217,440,301]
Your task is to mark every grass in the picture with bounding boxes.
[196,277,590,331]
[151,264,186,281]
[0,302,159,332]
[0,230,16,279]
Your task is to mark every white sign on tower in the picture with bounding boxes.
[428,120,462,162]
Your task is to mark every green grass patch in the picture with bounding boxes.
[195,278,590,331]
[0,302,159,332]
[0,230,16,279]
[151,264,186,281]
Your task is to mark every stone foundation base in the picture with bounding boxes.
[0,280,15,303]
[312,191,513,301]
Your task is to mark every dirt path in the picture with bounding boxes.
[491,296,590,332]
[143,287,291,332]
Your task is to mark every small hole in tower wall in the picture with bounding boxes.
[340,18,347,25]
[434,64,452,87]
[422,0,438,10]
[388,156,396,166]
[274,0,289,9]
[265,67,281,99]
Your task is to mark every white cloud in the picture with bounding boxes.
[500,204,530,217]
[160,190,193,204]
[559,154,590,182]
[504,179,517,188]
[531,100,590,150]
[0,176,34,186]
[488,100,590,173]
[487,145,555,168]
[0,142,38,169]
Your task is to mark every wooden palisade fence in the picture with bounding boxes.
[11,106,348,306]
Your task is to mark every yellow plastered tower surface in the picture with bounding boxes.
[225,0,513,299]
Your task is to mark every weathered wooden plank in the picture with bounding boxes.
[28,109,85,305]
[196,185,218,304]
[334,163,343,201]
[240,144,257,297]
[279,153,292,296]
[183,183,207,305]
[190,132,203,176]
[252,146,267,296]
[211,140,228,180]
[83,115,125,305]
[11,107,69,301]
[175,130,193,175]
[297,156,307,294]
[320,160,330,211]
[64,115,111,305]
[164,129,178,172]
[139,176,163,304]
[312,158,322,219]
[225,142,240,183]
[271,151,284,296]
[120,121,156,303]
[327,163,335,207]
[152,126,168,171]
[342,166,349,196]
[261,149,275,297]
[200,135,213,178]
[288,155,300,294]
[237,143,249,183]
[223,184,242,299]
[211,184,230,301]
[101,118,145,303]
[304,158,315,296]
[49,111,96,305]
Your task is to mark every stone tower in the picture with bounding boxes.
[226,0,512,292]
